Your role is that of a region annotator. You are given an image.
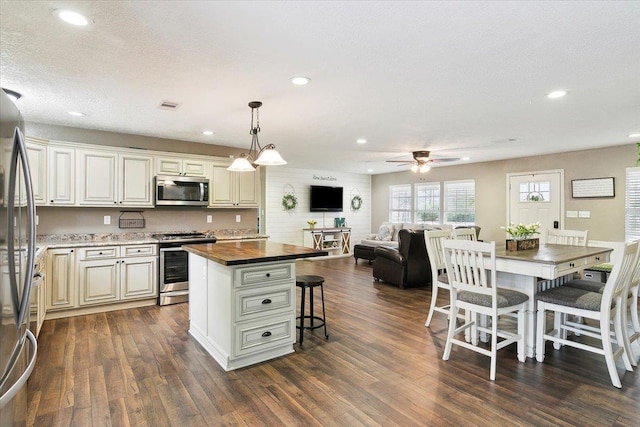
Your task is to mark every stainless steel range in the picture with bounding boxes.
[153,232,217,306]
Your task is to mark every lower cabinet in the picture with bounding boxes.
[47,244,158,313]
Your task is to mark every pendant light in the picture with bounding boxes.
[228,101,287,172]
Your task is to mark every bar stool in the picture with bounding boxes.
[296,274,329,344]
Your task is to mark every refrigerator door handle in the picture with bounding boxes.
[0,330,37,409]
[6,126,36,328]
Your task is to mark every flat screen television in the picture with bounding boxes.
[310,185,343,212]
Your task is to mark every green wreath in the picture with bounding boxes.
[350,195,363,211]
[282,193,298,211]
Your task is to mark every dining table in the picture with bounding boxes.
[493,243,612,358]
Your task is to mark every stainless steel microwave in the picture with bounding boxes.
[154,175,209,206]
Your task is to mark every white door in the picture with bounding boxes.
[507,170,564,238]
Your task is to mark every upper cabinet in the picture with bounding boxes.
[210,164,259,207]
[48,144,75,205]
[156,156,207,177]
[25,137,48,205]
[78,148,153,207]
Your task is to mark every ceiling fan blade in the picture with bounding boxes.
[386,160,412,163]
[429,157,460,163]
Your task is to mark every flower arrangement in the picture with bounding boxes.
[501,222,541,240]
[307,219,317,228]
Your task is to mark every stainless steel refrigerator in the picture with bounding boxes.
[0,89,38,424]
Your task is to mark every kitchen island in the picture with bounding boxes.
[183,240,327,371]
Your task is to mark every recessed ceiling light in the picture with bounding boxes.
[356,139,367,144]
[291,77,310,86]
[67,111,85,117]
[547,90,567,99]
[53,9,90,26]
[628,133,640,138]
[202,130,214,136]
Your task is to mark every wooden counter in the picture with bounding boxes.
[182,240,328,265]
[184,241,327,371]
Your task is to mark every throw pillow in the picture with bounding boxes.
[376,224,394,241]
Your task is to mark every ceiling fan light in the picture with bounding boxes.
[410,164,419,173]
[419,164,431,173]
[227,156,255,172]
[255,147,287,166]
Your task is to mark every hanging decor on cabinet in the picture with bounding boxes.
[350,188,363,213]
[282,184,298,211]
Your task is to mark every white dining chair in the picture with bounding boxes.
[544,229,588,246]
[452,227,477,241]
[424,229,453,327]
[535,240,638,388]
[441,239,529,381]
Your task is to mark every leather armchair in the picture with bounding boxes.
[373,229,432,289]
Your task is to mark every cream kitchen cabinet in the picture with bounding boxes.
[77,149,153,207]
[210,165,259,207]
[156,156,208,177]
[48,144,75,205]
[78,244,157,307]
[46,248,77,311]
[25,137,48,205]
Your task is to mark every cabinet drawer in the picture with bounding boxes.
[234,316,294,357]
[122,244,157,257]
[235,285,293,322]
[556,257,587,275]
[235,263,294,288]
[79,246,119,260]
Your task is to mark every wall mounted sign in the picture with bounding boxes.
[313,174,337,181]
[571,177,615,198]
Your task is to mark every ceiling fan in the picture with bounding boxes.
[386,150,460,173]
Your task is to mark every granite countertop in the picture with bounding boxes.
[183,240,328,266]
[35,230,268,249]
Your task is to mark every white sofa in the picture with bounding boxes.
[360,222,450,249]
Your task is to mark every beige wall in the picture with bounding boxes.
[371,144,635,243]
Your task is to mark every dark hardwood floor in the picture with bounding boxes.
[27,257,640,426]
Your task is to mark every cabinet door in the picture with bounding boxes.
[78,150,117,205]
[78,259,120,306]
[236,170,259,206]
[183,159,207,177]
[119,153,153,206]
[121,257,157,300]
[25,139,48,205]
[48,145,75,205]
[210,165,234,206]
[46,248,76,310]
[156,157,182,176]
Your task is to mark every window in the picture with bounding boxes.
[415,182,441,224]
[519,180,550,202]
[389,184,412,223]
[444,180,475,226]
[625,167,640,241]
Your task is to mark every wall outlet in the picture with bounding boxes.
[35,215,39,226]
[104,215,111,225]
[235,215,241,223]
[206,215,213,223]
[566,210,578,218]
[578,210,591,218]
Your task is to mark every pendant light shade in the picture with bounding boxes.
[227,101,286,172]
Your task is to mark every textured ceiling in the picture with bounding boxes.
[1,1,639,174]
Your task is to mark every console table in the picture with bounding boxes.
[302,227,351,257]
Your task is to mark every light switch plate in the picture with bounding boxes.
[566,210,578,218]
[206,215,212,223]
[104,215,111,225]
[235,215,241,223]
[578,210,591,218]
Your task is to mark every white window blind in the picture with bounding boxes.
[389,184,412,223]
[444,180,476,226]
[625,167,640,241]
[415,182,441,224]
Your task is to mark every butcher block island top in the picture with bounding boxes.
[182,240,328,265]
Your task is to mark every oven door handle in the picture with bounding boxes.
[160,247,187,252]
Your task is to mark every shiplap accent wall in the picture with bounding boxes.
[264,167,371,248]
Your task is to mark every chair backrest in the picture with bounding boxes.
[600,241,639,312]
[628,240,640,291]
[442,239,497,303]
[452,227,477,241]
[588,240,625,266]
[545,229,588,246]
[424,229,452,271]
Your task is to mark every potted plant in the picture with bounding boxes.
[307,219,317,229]
[501,222,541,251]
